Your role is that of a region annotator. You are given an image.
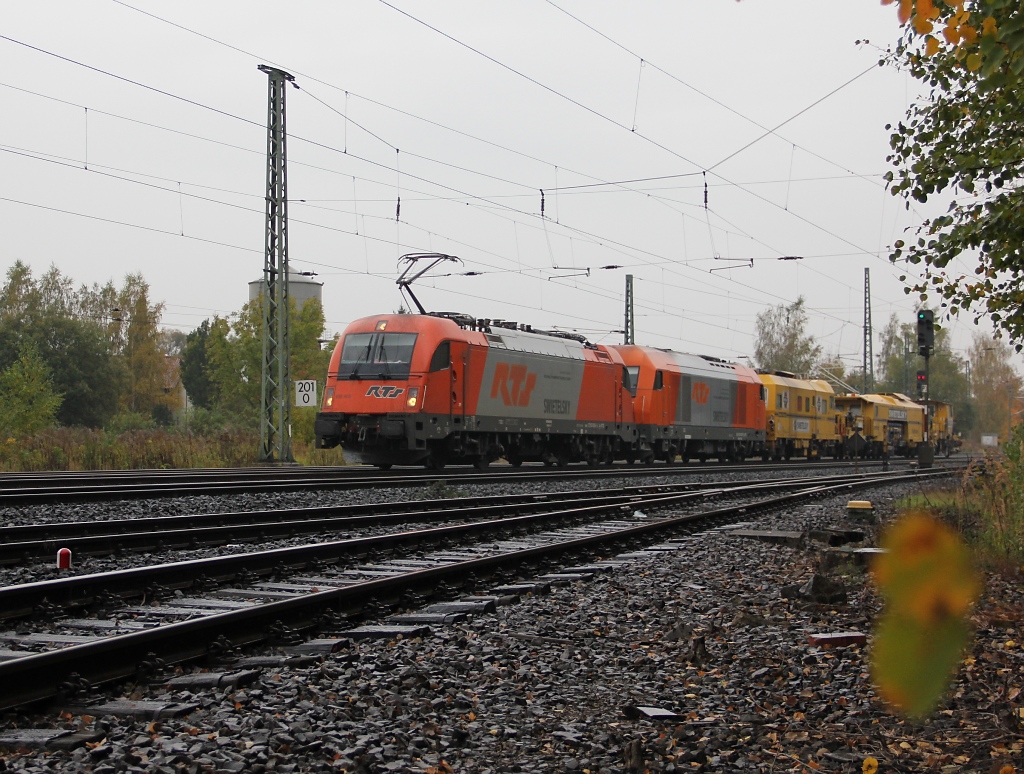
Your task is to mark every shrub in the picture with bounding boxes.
[0,426,262,471]
[0,417,352,472]
[902,434,1024,569]
[107,412,155,434]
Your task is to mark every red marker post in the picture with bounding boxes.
[56,548,72,570]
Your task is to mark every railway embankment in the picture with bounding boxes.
[0,470,1017,773]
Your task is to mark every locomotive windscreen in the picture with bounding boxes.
[337,332,418,379]
[624,366,640,398]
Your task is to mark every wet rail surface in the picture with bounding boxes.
[0,455,964,505]
[0,467,956,712]
[0,471,923,565]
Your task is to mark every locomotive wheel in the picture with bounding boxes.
[425,453,446,471]
[698,454,708,463]
[556,454,570,467]
[643,453,655,466]
[473,457,490,470]
[681,453,690,464]
[377,463,394,470]
[586,455,599,467]
[507,455,523,468]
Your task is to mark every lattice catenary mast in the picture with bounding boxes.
[258,65,295,463]
[624,274,635,345]
[863,268,874,393]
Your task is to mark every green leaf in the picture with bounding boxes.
[872,613,970,717]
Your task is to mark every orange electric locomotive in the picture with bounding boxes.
[314,312,636,469]
[317,256,952,468]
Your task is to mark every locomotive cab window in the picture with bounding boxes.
[337,332,418,380]
[429,341,451,372]
[624,366,640,398]
[653,370,664,390]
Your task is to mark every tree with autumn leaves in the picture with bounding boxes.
[180,297,333,439]
[868,0,1024,722]
[0,260,332,444]
[0,262,180,432]
[884,0,1024,345]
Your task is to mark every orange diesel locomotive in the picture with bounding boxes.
[610,345,766,463]
[315,313,636,468]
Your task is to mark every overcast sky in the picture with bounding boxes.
[1,1,1007,373]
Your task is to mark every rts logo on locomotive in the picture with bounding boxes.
[692,381,710,405]
[491,363,537,407]
[365,385,406,399]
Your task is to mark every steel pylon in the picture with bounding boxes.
[258,65,295,463]
[863,268,874,393]
[624,274,635,345]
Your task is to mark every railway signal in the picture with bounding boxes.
[916,310,934,468]
[917,309,934,356]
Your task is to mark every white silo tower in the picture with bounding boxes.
[248,271,324,309]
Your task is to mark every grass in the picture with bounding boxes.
[897,449,1024,570]
[0,427,346,471]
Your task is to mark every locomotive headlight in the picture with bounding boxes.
[324,387,334,409]
[406,387,419,408]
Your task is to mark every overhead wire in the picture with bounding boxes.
[544,0,887,189]
[0,75,760,306]
[110,0,718,221]
[0,113,869,349]
[105,0,686,194]
[0,166,816,340]
[707,65,877,173]
[372,0,918,314]
[382,1,930,312]
[375,1,882,229]
[0,143,619,288]
[93,4,908,313]
[1,19,913,343]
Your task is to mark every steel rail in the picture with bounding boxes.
[0,470,922,564]
[0,457,914,487]
[0,470,937,620]
[0,468,955,712]
[0,457,956,505]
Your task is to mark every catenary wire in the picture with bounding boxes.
[3,19,913,314]
[0,28,914,339]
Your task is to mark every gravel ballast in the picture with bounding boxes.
[0,467,884,586]
[2,476,1020,773]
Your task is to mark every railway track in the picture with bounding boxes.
[0,466,955,712]
[0,471,936,566]
[0,455,959,505]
